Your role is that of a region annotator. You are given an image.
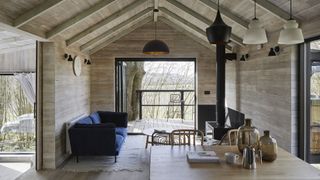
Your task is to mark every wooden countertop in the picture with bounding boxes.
[150,145,320,180]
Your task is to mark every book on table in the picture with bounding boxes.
[187,151,220,163]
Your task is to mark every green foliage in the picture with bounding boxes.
[311,73,320,97]
[0,76,34,152]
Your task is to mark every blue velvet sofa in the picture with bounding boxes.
[68,111,128,162]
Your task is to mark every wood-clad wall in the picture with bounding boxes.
[226,33,298,153]
[41,41,90,169]
[90,21,217,112]
[0,45,36,73]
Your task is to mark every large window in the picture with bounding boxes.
[0,75,35,153]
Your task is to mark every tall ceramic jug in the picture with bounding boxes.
[237,119,260,153]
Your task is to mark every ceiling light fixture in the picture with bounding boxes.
[278,0,304,44]
[243,0,268,44]
[143,9,169,55]
[206,0,231,44]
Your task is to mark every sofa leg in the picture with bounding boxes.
[114,156,117,163]
[76,155,79,163]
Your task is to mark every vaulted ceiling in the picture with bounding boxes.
[0,0,319,55]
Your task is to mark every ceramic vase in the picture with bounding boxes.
[259,130,277,162]
[237,118,260,153]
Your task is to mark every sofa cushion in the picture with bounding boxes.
[115,127,127,138]
[74,123,115,128]
[76,116,93,125]
[97,111,128,128]
[89,112,101,124]
[115,134,125,153]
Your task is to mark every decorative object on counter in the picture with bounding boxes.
[225,152,239,164]
[259,130,278,162]
[237,118,260,153]
[268,46,280,56]
[242,146,256,169]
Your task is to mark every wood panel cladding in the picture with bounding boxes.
[90,21,217,112]
[226,33,298,154]
[41,41,90,169]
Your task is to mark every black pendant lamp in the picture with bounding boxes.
[143,9,169,55]
[206,0,231,44]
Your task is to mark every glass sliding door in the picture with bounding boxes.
[309,39,320,163]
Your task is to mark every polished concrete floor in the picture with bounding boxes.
[17,135,149,180]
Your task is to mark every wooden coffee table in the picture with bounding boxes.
[143,128,173,148]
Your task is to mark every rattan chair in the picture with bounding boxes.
[171,129,204,146]
[218,129,238,146]
[151,131,171,146]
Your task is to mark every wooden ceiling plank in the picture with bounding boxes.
[14,0,66,28]
[46,0,116,39]
[159,16,214,51]
[154,0,159,22]
[166,0,243,46]
[199,0,249,29]
[253,0,299,23]
[160,8,232,52]
[89,17,153,54]
[0,22,47,41]
[81,8,152,51]
[66,0,148,47]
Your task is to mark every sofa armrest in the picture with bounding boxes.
[68,125,116,156]
[97,111,128,128]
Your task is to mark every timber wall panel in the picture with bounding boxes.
[90,21,217,113]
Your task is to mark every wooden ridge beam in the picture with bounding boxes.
[199,0,249,29]
[81,8,152,52]
[89,17,152,54]
[159,7,232,52]
[46,0,116,39]
[159,17,215,51]
[166,0,243,47]
[14,0,66,28]
[66,0,147,46]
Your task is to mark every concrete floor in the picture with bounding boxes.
[0,162,31,180]
[16,135,149,180]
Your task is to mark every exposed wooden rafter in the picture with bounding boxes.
[199,0,249,29]
[46,0,116,39]
[166,0,243,47]
[253,0,300,23]
[81,8,152,52]
[89,17,153,54]
[14,0,66,28]
[66,0,147,46]
[159,17,214,51]
[159,7,232,52]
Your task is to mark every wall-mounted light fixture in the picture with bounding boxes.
[268,46,280,56]
[64,53,74,61]
[240,54,249,61]
[84,59,91,65]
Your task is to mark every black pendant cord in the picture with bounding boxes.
[154,22,156,40]
[254,0,257,19]
[217,0,219,10]
[289,0,293,20]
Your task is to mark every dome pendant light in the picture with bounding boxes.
[243,0,268,44]
[278,0,304,44]
[143,9,169,55]
[206,0,231,44]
